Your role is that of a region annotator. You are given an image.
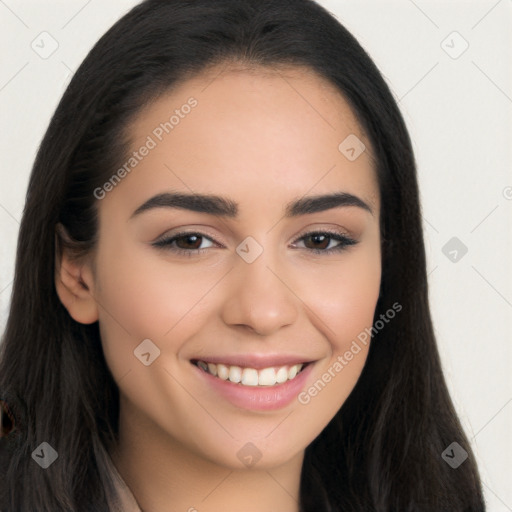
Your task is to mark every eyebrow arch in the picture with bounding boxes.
[130,191,373,219]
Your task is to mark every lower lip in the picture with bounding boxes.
[191,362,314,411]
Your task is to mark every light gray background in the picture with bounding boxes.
[1,0,511,509]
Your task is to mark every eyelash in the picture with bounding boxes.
[152,229,358,256]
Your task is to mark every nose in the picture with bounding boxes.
[220,247,299,337]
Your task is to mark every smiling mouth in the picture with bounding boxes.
[191,359,310,387]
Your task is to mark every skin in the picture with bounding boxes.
[56,64,381,512]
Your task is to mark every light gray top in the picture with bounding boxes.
[105,453,144,512]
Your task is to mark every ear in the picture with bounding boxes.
[54,224,99,324]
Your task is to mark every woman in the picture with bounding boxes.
[0,0,485,510]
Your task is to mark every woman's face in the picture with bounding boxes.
[91,65,381,469]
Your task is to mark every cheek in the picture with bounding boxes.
[297,245,382,350]
[287,250,380,447]
[93,242,228,375]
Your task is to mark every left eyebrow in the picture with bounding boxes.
[130,191,374,219]
[284,192,374,217]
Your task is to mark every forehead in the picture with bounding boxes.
[110,64,379,217]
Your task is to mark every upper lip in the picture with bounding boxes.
[190,354,314,370]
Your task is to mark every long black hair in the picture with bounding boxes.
[0,0,485,510]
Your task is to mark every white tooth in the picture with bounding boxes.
[258,367,277,386]
[206,361,305,386]
[241,368,259,386]
[288,364,298,380]
[229,365,242,383]
[275,366,288,383]
[217,364,229,380]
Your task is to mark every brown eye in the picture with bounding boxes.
[174,234,203,250]
[152,231,217,254]
[293,231,358,254]
[303,233,331,250]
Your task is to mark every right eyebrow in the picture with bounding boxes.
[130,192,238,219]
